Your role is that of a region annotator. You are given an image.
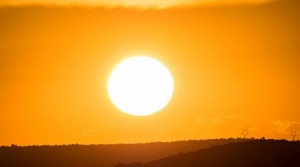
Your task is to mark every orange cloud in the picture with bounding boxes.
[195,116,252,127]
[0,0,274,8]
[193,116,259,139]
[269,121,300,134]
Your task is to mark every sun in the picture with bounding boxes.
[108,56,174,116]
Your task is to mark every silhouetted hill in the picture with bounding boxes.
[114,140,300,167]
[0,138,248,167]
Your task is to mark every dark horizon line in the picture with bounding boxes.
[3,137,298,147]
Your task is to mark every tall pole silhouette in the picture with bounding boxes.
[241,129,249,139]
[291,131,297,141]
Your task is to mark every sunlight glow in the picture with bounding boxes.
[108,56,174,116]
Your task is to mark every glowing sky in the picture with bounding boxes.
[0,0,274,7]
[0,0,300,145]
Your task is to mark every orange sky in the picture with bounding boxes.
[1,0,300,145]
[0,0,274,8]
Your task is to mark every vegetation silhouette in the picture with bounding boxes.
[114,139,300,167]
[0,138,249,167]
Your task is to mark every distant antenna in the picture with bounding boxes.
[291,131,297,141]
[241,129,249,139]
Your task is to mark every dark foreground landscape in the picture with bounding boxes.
[0,139,299,167]
[115,140,300,167]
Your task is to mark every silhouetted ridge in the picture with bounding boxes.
[0,138,249,167]
[114,140,300,167]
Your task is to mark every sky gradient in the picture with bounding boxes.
[1,0,300,145]
[0,0,274,8]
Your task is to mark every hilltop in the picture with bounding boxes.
[0,138,248,167]
[114,139,300,167]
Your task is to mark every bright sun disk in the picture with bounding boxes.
[108,56,174,116]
